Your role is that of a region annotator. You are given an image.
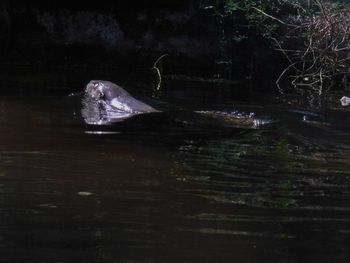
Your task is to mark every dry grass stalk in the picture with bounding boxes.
[271,1,350,97]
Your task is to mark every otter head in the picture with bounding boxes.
[85,80,107,100]
[84,80,157,115]
[85,80,129,102]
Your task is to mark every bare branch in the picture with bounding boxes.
[251,7,297,27]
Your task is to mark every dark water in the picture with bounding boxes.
[1,78,350,263]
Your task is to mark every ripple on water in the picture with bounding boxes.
[1,95,350,261]
[173,128,350,214]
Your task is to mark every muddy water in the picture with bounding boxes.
[0,85,350,262]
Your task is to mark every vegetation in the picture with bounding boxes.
[269,1,350,97]
[203,0,350,102]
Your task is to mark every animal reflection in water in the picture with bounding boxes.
[82,80,158,125]
[81,80,271,128]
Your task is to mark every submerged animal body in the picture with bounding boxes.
[85,80,157,114]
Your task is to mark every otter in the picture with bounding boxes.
[83,80,272,128]
[340,96,350,106]
[85,80,157,114]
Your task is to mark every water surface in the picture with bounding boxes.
[0,80,350,262]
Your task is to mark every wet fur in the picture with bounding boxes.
[85,80,157,113]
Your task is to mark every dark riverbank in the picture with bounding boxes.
[0,0,284,92]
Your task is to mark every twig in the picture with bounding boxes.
[276,61,300,93]
[151,54,168,93]
[251,7,297,27]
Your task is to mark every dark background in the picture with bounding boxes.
[0,0,282,90]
